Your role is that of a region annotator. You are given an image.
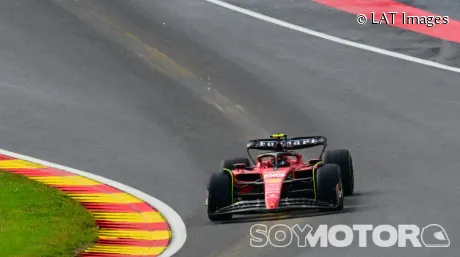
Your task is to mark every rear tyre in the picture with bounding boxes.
[207,171,233,221]
[316,164,344,211]
[221,157,251,170]
[323,149,354,196]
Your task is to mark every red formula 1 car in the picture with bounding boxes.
[206,134,355,221]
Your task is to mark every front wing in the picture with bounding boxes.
[212,197,338,215]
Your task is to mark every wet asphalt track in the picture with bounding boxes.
[1,1,460,257]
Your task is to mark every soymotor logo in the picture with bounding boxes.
[250,224,450,248]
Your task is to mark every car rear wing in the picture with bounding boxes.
[246,135,328,164]
[246,136,327,150]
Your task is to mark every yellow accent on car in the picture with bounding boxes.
[312,161,324,200]
[223,168,235,203]
[266,178,281,183]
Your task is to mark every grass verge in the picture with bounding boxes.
[0,171,98,257]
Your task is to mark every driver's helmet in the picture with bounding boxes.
[272,156,289,167]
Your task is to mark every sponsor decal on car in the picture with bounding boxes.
[264,173,285,179]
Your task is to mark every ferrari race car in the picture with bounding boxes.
[206,134,355,221]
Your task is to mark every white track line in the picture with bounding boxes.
[0,148,186,257]
[205,0,460,74]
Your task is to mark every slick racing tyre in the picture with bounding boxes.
[207,171,233,221]
[316,164,344,211]
[221,157,251,170]
[323,149,354,196]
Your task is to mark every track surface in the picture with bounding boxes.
[225,0,460,67]
[1,1,459,257]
